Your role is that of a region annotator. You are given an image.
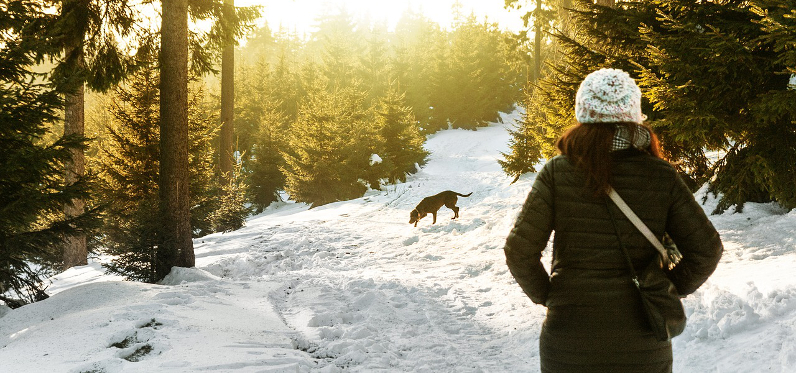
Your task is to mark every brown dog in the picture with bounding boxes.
[409,191,472,227]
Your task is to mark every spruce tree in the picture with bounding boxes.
[239,23,276,66]
[187,79,223,237]
[0,2,94,304]
[392,12,438,130]
[502,0,796,211]
[498,82,547,181]
[229,61,260,172]
[269,45,301,121]
[282,78,371,207]
[247,101,288,212]
[470,19,523,124]
[428,15,522,131]
[446,15,482,129]
[95,61,219,282]
[500,0,659,177]
[637,0,796,212]
[95,63,161,281]
[48,0,141,270]
[752,0,796,208]
[358,24,391,105]
[313,9,360,89]
[427,32,454,133]
[209,161,250,232]
[235,53,292,212]
[373,83,428,184]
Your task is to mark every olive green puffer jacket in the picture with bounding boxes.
[504,150,723,372]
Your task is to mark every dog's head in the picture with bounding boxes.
[409,209,424,225]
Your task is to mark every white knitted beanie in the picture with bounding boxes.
[575,68,645,124]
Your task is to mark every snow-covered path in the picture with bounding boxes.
[2,111,796,372]
[191,113,542,371]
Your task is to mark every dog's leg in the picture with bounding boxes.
[432,212,437,224]
[451,206,459,219]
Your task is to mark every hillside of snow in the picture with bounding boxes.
[2,111,796,372]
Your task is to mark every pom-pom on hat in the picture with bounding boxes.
[575,68,645,124]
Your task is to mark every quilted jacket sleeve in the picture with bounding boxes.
[665,174,723,295]
[504,162,555,305]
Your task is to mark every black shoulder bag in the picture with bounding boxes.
[606,187,686,342]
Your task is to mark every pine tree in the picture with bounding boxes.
[234,51,293,212]
[358,24,391,105]
[145,0,260,278]
[500,0,657,178]
[373,83,428,184]
[247,101,289,212]
[446,15,481,129]
[427,31,454,133]
[637,0,796,212]
[498,82,547,181]
[95,61,219,282]
[186,0,260,75]
[94,64,161,282]
[282,78,371,207]
[392,12,438,130]
[187,79,223,237]
[502,0,796,212]
[428,15,522,131]
[505,0,561,82]
[209,161,250,232]
[0,2,95,304]
[49,0,141,270]
[312,8,360,90]
[210,0,261,183]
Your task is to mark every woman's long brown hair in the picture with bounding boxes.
[555,122,662,197]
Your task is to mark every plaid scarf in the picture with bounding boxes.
[611,124,651,151]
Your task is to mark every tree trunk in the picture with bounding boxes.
[558,0,573,37]
[595,0,615,6]
[62,31,87,271]
[533,0,542,82]
[159,0,194,277]
[219,0,235,179]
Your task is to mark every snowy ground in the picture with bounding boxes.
[2,111,796,372]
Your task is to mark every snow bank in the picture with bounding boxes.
[0,271,313,372]
[2,109,795,372]
[159,267,222,285]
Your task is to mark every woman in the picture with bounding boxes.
[504,68,723,372]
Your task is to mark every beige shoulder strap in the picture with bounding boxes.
[607,187,668,259]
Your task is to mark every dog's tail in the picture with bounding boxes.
[456,192,473,197]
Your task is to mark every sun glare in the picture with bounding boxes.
[238,0,524,35]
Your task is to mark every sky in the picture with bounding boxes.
[237,0,527,34]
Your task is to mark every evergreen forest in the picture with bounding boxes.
[2,0,794,309]
[501,0,796,214]
[0,1,524,304]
